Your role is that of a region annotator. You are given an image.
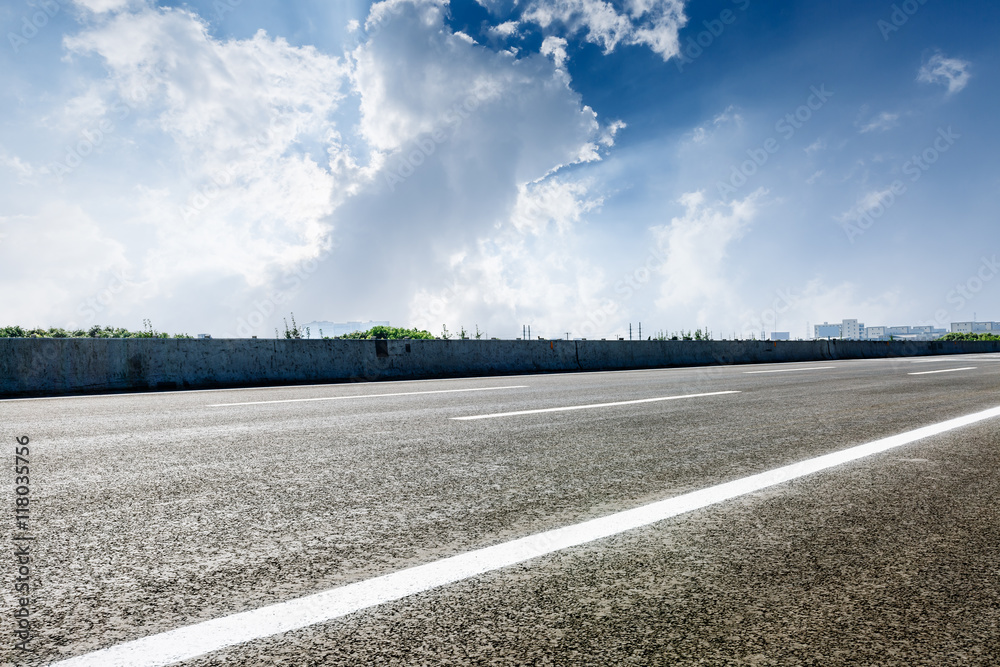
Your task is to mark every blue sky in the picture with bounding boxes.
[1,0,997,339]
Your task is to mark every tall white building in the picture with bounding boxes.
[841,319,864,340]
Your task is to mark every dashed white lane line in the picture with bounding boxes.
[743,366,836,374]
[51,403,1000,667]
[907,367,977,376]
[208,385,529,407]
[449,390,740,421]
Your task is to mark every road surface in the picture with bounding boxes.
[3,355,1000,665]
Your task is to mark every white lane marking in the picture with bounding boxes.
[52,403,1000,667]
[450,390,740,421]
[743,366,836,374]
[208,385,529,407]
[907,367,977,376]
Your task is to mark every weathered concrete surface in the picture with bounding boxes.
[2,337,999,398]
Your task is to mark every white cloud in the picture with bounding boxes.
[0,151,36,183]
[350,0,602,181]
[0,203,133,328]
[540,35,569,68]
[651,189,764,322]
[712,104,743,127]
[860,111,899,133]
[523,0,687,61]
[683,105,741,145]
[918,52,971,96]
[489,20,519,37]
[408,177,609,337]
[805,138,826,154]
[73,0,137,14]
[59,4,350,296]
[838,187,896,224]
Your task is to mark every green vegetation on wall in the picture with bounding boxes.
[938,332,1000,341]
[0,320,190,338]
[334,325,436,340]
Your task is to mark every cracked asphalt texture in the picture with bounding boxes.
[3,355,1000,665]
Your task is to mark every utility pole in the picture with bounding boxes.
[528,325,531,339]
[565,332,570,340]
[629,323,632,340]
[638,322,642,339]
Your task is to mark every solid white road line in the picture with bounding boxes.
[907,367,977,376]
[449,391,740,421]
[743,366,836,374]
[51,403,1000,667]
[208,385,529,407]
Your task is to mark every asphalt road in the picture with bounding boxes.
[3,355,1000,665]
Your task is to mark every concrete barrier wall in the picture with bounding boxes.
[2,337,999,398]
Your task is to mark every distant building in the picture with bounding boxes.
[841,319,864,340]
[900,326,947,340]
[814,322,842,339]
[303,320,389,339]
[863,326,887,340]
[814,319,945,341]
[769,331,790,341]
[951,321,1000,333]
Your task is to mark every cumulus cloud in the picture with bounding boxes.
[489,20,519,37]
[407,177,608,337]
[540,35,569,68]
[917,52,971,96]
[62,4,349,293]
[0,0,685,336]
[522,0,687,61]
[0,203,133,328]
[283,0,622,337]
[651,189,764,324]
